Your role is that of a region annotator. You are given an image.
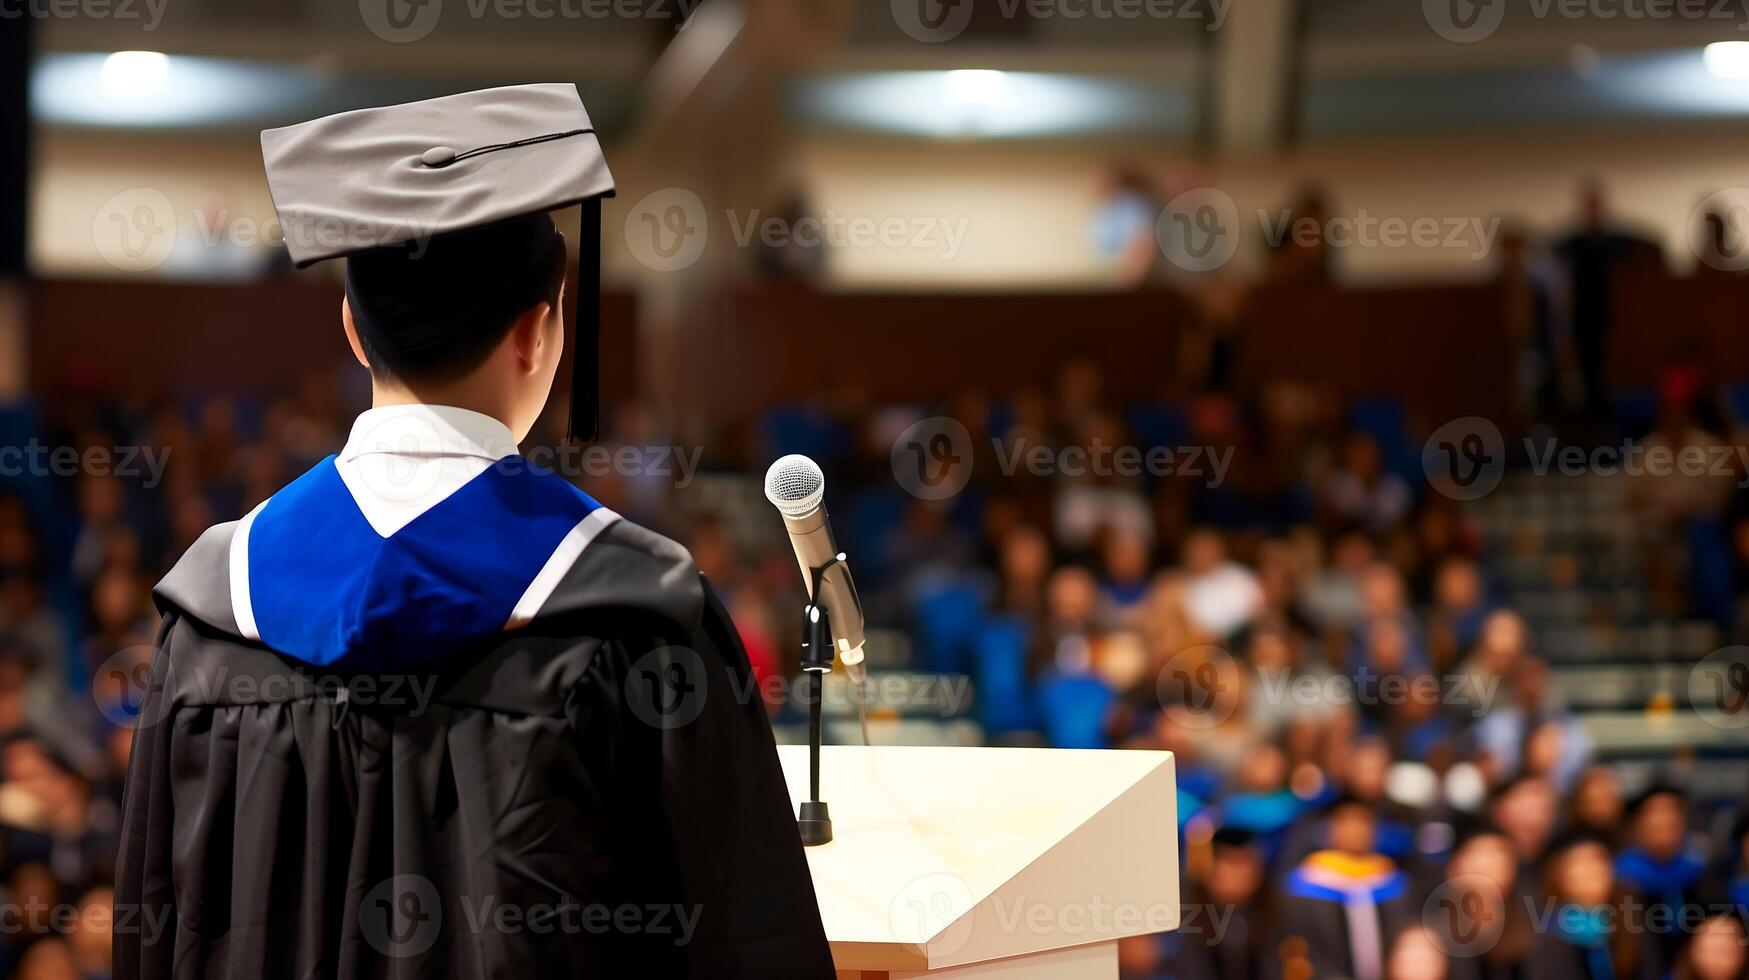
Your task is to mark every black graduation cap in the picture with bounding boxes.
[259,83,615,440]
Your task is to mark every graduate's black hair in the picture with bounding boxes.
[347,212,568,385]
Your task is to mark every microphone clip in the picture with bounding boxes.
[800,555,850,674]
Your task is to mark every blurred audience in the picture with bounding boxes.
[0,177,1745,980]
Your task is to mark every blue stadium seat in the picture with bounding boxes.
[1035,673,1114,749]
[910,579,986,675]
[1723,380,1749,425]
[1126,402,1189,451]
[844,487,906,590]
[758,404,852,467]
[1687,516,1734,628]
[1348,395,1419,485]
[972,617,1038,735]
[1348,396,1407,450]
[1610,387,1659,440]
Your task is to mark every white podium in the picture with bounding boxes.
[777,745,1178,980]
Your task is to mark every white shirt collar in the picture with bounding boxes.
[340,404,518,463]
[334,405,518,537]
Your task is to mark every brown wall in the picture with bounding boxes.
[1613,271,1749,387]
[1238,282,1515,426]
[674,287,1190,416]
[675,283,1518,426]
[27,276,1747,430]
[27,274,639,409]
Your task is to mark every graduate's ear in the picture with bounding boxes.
[508,300,555,377]
[340,297,371,370]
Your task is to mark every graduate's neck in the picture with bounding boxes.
[368,376,522,439]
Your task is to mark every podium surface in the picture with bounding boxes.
[777,745,1178,979]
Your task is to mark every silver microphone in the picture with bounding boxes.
[763,454,866,681]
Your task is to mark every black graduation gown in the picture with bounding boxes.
[1276,853,1413,980]
[1522,931,1627,980]
[1166,888,1278,980]
[115,514,835,979]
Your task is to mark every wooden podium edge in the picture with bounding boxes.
[925,752,1178,971]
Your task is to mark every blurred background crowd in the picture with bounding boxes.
[7,177,1749,978]
[8,0,1749,978]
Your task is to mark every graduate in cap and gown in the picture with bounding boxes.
[1277,796,1412,980]
[113,84,834,980]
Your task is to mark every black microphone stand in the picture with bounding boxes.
[796,558,843,847]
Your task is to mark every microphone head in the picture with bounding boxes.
[764,454,825,518]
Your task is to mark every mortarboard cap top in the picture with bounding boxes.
[260,82,613,267]
[258,83,614,440]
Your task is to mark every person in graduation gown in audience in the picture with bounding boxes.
[1525,833,1639,980]
[1278,796,1414,980]
[1440,831,1535,980]
[1168,827,1280,980]
[114,84,834,980]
